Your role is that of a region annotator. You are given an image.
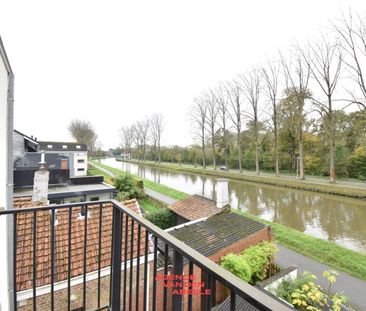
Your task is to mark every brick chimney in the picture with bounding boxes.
[216,179,229,208]
[32,151,49,204]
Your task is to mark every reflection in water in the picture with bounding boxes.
[101,158,366,253]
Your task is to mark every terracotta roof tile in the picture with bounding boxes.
[13,197,149,292]
[168,194,229,221]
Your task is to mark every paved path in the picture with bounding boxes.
[90,162,117,177]
[91,161,365,309]
[276,245,365,310]
[144,188,177,205]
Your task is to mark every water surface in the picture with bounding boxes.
[101,158,366,253]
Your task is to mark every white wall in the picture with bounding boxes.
[0,40,12,311]
[73,152,87,176]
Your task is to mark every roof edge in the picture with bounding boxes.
[0,35,13,74]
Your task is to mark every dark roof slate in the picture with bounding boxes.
[161,213,266,258]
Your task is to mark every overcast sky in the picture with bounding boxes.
[1,0,366,149]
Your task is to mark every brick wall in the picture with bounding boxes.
[17,263,150,311]
[152,227,273,311]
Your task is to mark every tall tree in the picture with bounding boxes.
[333,10,366,110]
[205,91,219,170]
[281,47,311,180]
[226,80,243,172]
[68,119,97,155]
[214,84,230,170]
[120,125,135,159]
[302,37,342,183]
[135,119,150,161]
[262,59,281,176]
[150,113,165,163]
[239,69,262,175]
[190,96,208,168]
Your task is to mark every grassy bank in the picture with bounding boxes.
[121,160,366,199]
[234,210,366,281]
[89,160,188,201]
[88,167,114,184]
[90,160,366,280]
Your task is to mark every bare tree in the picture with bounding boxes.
[239,69,262,175]
[205,91,219,170]
[302,37,342,183]
[120,125,135,159]
[190,96,208,168]
[262,59,281,176]
[214,84,230,170]
[68,119,97,156]
[226,80,243,172]
[281,47,311,180]
[333,10,366,109]
[135,119,150,161]
[150,113,165,163]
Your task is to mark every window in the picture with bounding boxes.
[77,168,85,172]
[77,159,85,163]
[76,145,81,149]
[62,145,68,149]
[90,197,99,201]
[47,144,53,149]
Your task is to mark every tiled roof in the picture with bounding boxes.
[14,197,149,292]
[168,194,228,221]
[162,213,267,258]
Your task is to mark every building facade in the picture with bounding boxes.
[39,141,88,177]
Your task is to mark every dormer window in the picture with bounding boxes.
[62,145,68,149]
[47,144,53,149]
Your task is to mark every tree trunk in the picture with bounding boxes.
[202,141,206,169]
[158,141,161,164]
[290,132,296,171]
[255,144,260,175]
[274,113,279,177]
[298,124,305,180]
[329,99,336,183]
[212,141,216,170]
[237,130,242,172]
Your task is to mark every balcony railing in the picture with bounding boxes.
[0,200,293,311]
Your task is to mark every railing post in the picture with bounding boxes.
[172,250,183,310]
[111,206,123,310]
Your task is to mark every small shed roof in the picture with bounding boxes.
[160,213,267,258]
[168,194,228,221]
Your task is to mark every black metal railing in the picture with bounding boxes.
[0,200,293,311]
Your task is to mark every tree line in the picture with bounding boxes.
[185,10,366,182]
[118,10,366,182]
[120,113,165,163]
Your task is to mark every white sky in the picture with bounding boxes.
[1,0,366,148]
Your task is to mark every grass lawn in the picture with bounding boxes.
[139,198,162,213]
[88,167,114,184]
[89,160,188,201]
[233,209,366,281]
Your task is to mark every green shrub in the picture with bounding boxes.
[114,175,143,199]
[220,241,277,284]
[145,208,176,229]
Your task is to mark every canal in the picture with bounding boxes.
[101,158,366,253]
